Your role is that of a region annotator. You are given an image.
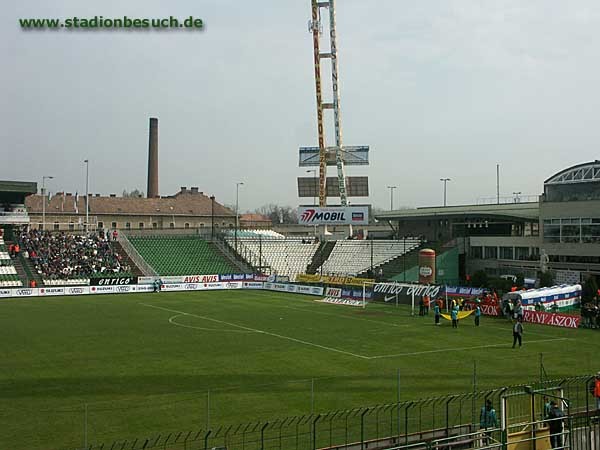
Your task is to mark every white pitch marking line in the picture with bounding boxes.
[140,303,370,360]
[168,315,255,333]
[368,337,571,360]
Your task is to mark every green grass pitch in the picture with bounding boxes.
[0,290,596,450]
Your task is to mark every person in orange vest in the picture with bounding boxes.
[423,295,430,315]
[591,372,600,410]
[29,280,36,288]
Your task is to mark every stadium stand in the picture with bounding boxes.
[17,228,131,285]
[227,236,319,281]
[0,229,23,287]
[316,238,421,276]
[226,229,284,239]
[128,235,236,275]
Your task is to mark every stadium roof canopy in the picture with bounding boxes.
[0,180,37,204]
[0,180,37,195]
[544,160,600,185]
[375,202,540,222]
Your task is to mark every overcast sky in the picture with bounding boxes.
[2,0,600,211]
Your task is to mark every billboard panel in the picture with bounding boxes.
[297,206,369,225]
[297,177,369,198]
[299,146,369,166]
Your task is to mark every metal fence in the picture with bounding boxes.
[72,375,598,450]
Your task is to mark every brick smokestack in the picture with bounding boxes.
[147,117,159,198]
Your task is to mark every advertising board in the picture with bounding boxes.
[90,277,136,286]
[297,206,369,225]
[38,287,66,296]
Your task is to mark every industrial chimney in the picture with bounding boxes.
[147,117,159,198]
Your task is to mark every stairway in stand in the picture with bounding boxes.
[112,241,144,277]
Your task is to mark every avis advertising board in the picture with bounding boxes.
[297,206,369,225]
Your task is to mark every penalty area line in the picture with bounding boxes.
[139,303,370,360]
[368,337,571,359]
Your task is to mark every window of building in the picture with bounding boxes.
[97,221,104,229]
[484,246,498,259]
[125,222,131,229]
[199,223,205,228]
[68,222,75,231]
[152,222,158,229]
[139,223,144,229]
[53,222,60,231]
[499,246,514,260]
[111,222,117,229]
[515,247,529,260]
[184,223,190,229]
[170,223,175,229]
[543,222,560,243]
[229,223,234,228]
[470,246,483,259]
[582,219,600,243]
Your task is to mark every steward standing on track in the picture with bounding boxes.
[512,318,523,348]
[434,301,441,326]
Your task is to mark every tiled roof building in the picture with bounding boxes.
[25,187,235,232]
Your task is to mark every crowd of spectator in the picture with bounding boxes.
[18,228,130,280]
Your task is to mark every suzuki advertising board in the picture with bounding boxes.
[38,287,66,296]
[297,206,369,226]
[90,286,116,294]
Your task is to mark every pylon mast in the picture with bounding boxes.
[302,0,369,212]
[310,1,327,207]
[328,0,348,206]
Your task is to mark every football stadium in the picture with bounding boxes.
[4,1,600,450]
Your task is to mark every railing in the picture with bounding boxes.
[72,375,596,450]
[118,232,158,277]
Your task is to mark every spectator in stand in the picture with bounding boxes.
[17,227,129,281]
[112,230,118,241]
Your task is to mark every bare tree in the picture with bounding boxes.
[122,189,144,198]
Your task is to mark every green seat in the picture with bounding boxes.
[129,236,236,276]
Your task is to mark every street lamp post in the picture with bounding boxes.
[387,185,397,211]
[513,191,522,203]
[41,175,54,231]
[235,182,244,253]
[84,160,89,232]
[440,178,451,207]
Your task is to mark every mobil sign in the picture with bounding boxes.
[298,206,369,225]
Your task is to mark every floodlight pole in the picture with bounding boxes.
[84,159,89,232]
[235,182,244,253]
[210,195,215,240]
[387,186,397,211]
[440,178,450,207]
[41,175,54,231]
